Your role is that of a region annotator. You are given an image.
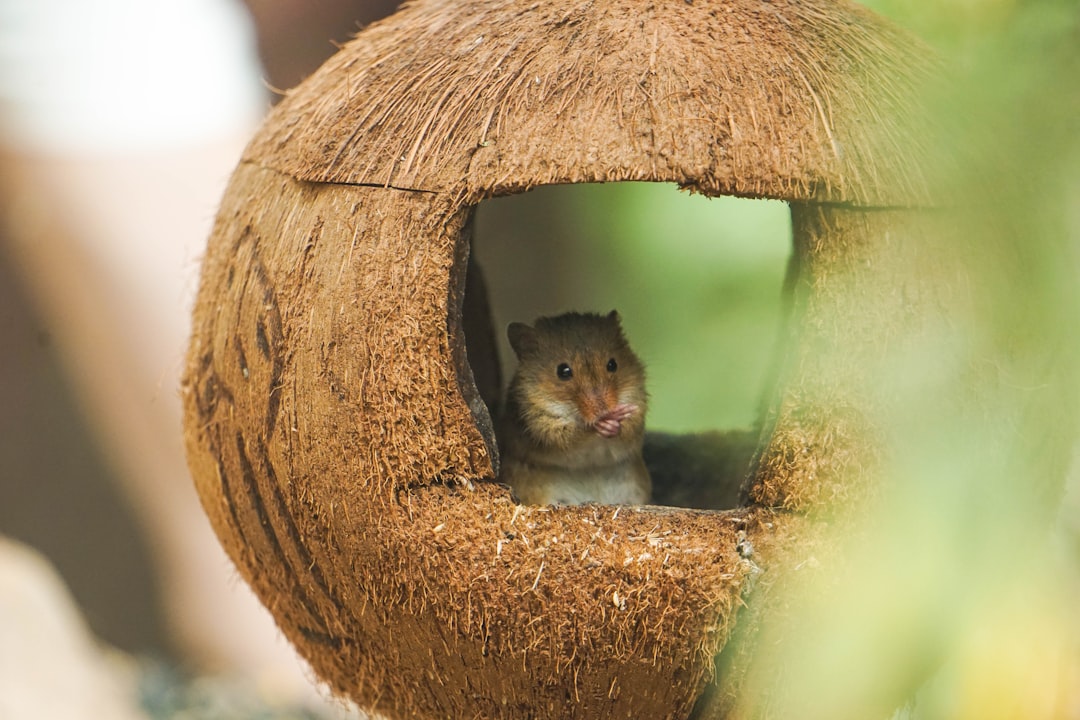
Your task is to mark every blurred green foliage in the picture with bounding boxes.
[751,1,1080,717]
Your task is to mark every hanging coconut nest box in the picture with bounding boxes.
[181,0,938,718]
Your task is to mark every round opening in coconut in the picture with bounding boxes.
[181,0,939,717]
[472,183,793,512]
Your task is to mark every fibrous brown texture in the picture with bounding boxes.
[181,0,942,718]
[184,164,764,718]
[246,0,938,206]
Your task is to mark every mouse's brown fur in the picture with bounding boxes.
[498,311,651,505]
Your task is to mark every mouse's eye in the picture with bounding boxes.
[606,358,618,373]
[556,363,573,380]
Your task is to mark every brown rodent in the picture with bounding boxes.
[497,310,651,505]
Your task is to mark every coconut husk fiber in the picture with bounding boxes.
[180,0,941,718]
[245,0,937,206]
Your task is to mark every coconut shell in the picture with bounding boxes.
[181,0,942,717]
[245,0,938,206]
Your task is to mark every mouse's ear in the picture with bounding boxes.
[606,310,622,326]
[507,322,538,358]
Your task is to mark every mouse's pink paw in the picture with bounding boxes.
[593,404,638,437]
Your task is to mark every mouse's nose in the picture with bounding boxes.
[576,390,609,426]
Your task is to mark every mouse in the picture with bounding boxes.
[497,310,651,506]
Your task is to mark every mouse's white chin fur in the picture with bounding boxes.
[539,399,577,422]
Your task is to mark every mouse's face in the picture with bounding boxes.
[538,343,644,430]
[508,312,647,442]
